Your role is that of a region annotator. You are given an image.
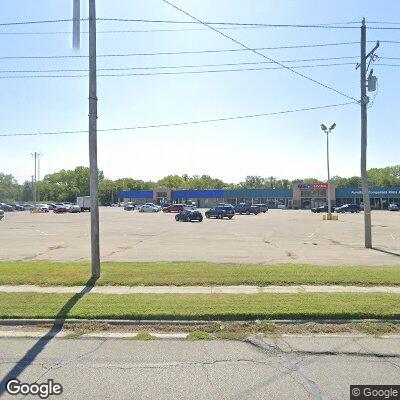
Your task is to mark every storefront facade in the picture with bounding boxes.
[335,187,400,209]
[117,185,400,209]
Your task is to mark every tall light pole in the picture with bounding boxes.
[30,152,42,206]
[320,123,336,217]
[72,0,80,49]
[37,154,43,202]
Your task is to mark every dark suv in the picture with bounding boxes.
[205,205,235,219]
[335,204,361,213]
[253,204,268,213]
[234,203,260,215]
[175,209,203,222]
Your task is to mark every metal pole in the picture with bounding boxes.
[326,132,331,216]
[37,154,42,202]
[360,18,372,248]
[89,0,100,278]
[73,0,80,49]
[31,152,37,205]
[31,175,35,204]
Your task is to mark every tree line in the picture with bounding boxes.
[1,165,399,205]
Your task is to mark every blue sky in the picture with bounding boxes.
[1,0,399,183]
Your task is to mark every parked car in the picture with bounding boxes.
[47,203,56,210]
[139,204,159,213]
[19,204,33,211]
[35,204,50,213]
[335,204,361,213]
[54,204,68,214]
[253,204,268,213]
[205,205,235,219]
[146,203,162,211]
[175,209,203,222]
[234,203,260,215]
[124,203,135,211]
[0,210,4,221]
[14,204,26,211]
[163,204,186,213]
[388,203,399,211]
[311,205,336,213]
[0,203,14,212]
[68,204,82,213]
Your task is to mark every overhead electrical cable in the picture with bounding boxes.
[161,0,358,102]
[0,62,365,79]
[0,102,356,138]
[1,41,391,60]
[0,56,360,73]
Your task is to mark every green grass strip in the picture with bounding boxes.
[0,261,399,287]
[0,293,399,320]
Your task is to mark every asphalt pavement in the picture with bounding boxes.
[1,208,399,265]
[0,336,399,399]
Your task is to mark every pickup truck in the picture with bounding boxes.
[234,203,260,215]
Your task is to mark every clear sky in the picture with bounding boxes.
[1,0,399,184]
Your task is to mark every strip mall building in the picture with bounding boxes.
[117,184,400,210]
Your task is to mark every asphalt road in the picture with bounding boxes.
[0,336,399,399]
[0,208,399,265]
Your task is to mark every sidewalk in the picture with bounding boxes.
[1,284,400,294]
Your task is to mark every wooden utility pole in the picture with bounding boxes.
[360,18,371,248]
[89,0,100,278]
[358,19,379,249]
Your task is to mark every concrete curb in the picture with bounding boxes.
[0,330,189,340]
[1,318,400,326]
[1,284,400,294]
[1,330,400,341]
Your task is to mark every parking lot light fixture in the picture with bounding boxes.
[321,123,336,218]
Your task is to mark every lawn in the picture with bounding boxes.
[0,261,399,287]
[0,292,399,320]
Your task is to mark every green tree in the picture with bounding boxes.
[0,173,19,202]
[156,175,187,189]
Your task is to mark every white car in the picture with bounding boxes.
[388,203,399,211]
[139,204,160,213]
[35,204,50,213]
[144,203,162,211]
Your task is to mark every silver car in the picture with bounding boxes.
[139,204,159,213]
[388,203,399,211]
[68,204,82,213]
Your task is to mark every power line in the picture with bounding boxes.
[0,17,399,30]
[0,56,360,74]
[2,41,393,60]
[0,42,363,60]
[161,0,358,102]
[0,25,361,35]
[98,18,400,30]
[0,102,356,138]
[0,18,78,26]
[0,62,364,79]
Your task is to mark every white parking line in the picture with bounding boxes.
[390,233,396,240]
[308,231,316,238]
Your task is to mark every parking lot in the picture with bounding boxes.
[0,208,399,265]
